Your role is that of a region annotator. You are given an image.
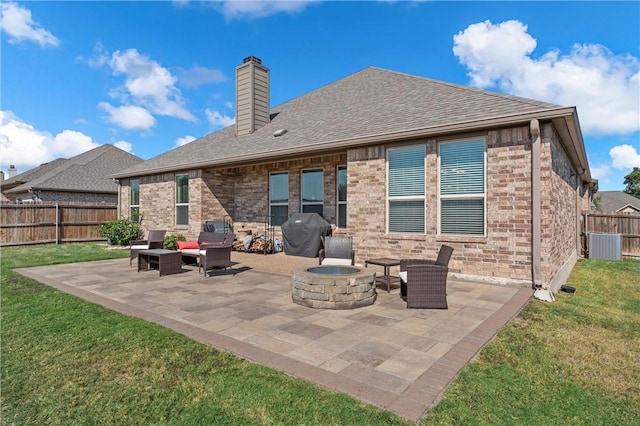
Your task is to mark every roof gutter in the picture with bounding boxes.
[113,107,580,179]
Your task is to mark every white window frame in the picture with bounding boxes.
[438,137,487,236]
[301,168,324,217]
[336,165,347,228]
[130,179,140,223]
[269,172,289,226]
[175,173,189,226]
[386,144,426,234]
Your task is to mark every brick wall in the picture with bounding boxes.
[540,125,579,283]
[122,123,584,286]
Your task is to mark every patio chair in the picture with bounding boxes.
[199,239,234,277]
[179,232,234,264]
[129,229,167,266]
[400,245,453,309]
[319,236,355,265]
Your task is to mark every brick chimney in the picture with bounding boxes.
[235,56,270,136]
[0,171,4,182]
[8,165,17,178]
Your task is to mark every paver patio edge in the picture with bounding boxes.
[394,286,532,422]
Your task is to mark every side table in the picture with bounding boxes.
[138,249,182,277]
[365,258,401,292]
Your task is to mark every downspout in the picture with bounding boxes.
[530,119,542,289]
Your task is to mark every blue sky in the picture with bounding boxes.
[1,1,639,191]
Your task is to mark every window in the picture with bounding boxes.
[270,172,289,226]
[130,179,140,223]
[337,166,347,228]
[175,173,189,226]
[302,169,324,217]
[439,138,486,236]
[387,145,425,233]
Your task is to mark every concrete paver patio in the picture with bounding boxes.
[16,251,532,423]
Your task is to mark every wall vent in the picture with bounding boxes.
[588,232,622,260]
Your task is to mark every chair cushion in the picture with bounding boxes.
[180,248,200,256]
[130,244,149,250]
[399,271,407,283]
[177,240,199,250]
[320,258,352,266]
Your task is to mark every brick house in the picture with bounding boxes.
[113,57,596,291]
[1,144,143,205]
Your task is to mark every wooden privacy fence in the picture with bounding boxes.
[582,211,640,258]
[1,204,117,247]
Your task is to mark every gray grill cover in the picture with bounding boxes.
[281,213,332,257]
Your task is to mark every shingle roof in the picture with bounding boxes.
[1,158,68,189]
[595,191,640,213]
[6,145,143,194]
[115,66,565,178]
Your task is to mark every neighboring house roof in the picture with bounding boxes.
[114,66,589,180]
[0,158,68,191]
[5,144,143,194]
[595,191,640,213]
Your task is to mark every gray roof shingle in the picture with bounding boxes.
[115,66,564,178]
[595,191,640,213]
[6,144,143,194]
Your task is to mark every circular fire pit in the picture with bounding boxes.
[292,265,377,309]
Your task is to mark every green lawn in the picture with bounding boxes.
[2,244,639,425]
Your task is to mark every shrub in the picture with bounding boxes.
[163,234,186,250]
[96,219,142,246]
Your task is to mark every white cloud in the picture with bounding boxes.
[205,109,235,129]
[109,49,196,122]
[610,144,640,170]
[113,140,133,153]
[589,163,611,181]
[175,135,197,147]
[177,65,227,88]
[453,20,640,136]
[0,2,60,47]
[98,102,157,130]
[0,110,99,173]
[216,1,319,20]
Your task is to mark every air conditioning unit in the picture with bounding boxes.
[588,233,622,260]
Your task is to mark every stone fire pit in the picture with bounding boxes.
[291,266,377,309]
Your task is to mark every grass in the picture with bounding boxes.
[1,243,408,425]
[424,258,640,425]
[2,244,639,425]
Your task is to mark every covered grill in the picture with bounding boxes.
[281,213,332,257]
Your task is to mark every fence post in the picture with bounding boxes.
[55,203,59,245]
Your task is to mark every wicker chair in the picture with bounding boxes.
[129,230,167,266]
[199,239,234,277]
[400,245,453,309]
[319,236,355,265]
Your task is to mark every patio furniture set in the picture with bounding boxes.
[131,230,454,310]
[131,230,235,278]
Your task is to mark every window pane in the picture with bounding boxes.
[338,204,347,228]
[440,139,484,195]
[270,205,288,226]
[441,198,484,235]
[176,174,189,203]
[389,200,424,233]
[302,170,323,203]
[302,204,324,217]
[130,207,140,223]
[270,173,288,203]
[337,167,347,202]
[176,205,189,226]
[130,179,140,205]
[388,146,425,197]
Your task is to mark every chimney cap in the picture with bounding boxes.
[243,56,262,65]
[9,165,15,169]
